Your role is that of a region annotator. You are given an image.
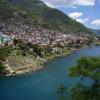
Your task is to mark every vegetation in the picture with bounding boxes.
[4,50,43,70]
[0,45,14,61]
[0,45,14,72]
[58,56,100,100]
[0,42,45,74]
[0,39,72,75]
[0,62,5,73]
[69,56,100,81]
[14,40,70,58]
[0,0,94,35]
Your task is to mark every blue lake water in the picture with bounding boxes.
[0,46,100,100]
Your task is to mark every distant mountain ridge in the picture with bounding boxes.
[0,0,94,35]
[89,28,100,35]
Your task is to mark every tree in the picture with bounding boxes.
[0,46,14,73]
[69,56,100,82]
[0,45,13,60]
[0,61,5,73]
[58,56,100,100]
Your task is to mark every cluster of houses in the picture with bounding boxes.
[0,23,94,48]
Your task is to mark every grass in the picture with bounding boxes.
[4,50,44,71]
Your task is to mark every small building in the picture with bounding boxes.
[0,34,12,45]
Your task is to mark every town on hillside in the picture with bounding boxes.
[0,23,98,49]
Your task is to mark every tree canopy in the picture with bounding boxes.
[58,56,100,100]
[69,56,100,81]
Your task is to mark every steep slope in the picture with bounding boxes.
[0,0,93,35]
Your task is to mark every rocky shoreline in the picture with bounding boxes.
[1,45,97,77]
[5,65,44,76]
[4,49,75,76]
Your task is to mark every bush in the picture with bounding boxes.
[0,62,5,73]
[0,46,13,61]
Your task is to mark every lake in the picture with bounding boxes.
[0,46,100,100]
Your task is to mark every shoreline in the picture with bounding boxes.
[2,45,96,77]
[4,49,75,76]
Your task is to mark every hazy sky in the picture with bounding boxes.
[42,0,100,29]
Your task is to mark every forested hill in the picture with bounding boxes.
[0,0,93,35]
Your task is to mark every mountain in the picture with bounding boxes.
[89,28,100,35]
[0,0,94,35]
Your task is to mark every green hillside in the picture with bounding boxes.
[0,0,93,34]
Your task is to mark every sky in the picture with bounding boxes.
[41,0,100,29]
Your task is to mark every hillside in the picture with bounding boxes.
[89,28,100,35]
[0,0,93,35]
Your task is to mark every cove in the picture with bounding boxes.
[0,46,100,100]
